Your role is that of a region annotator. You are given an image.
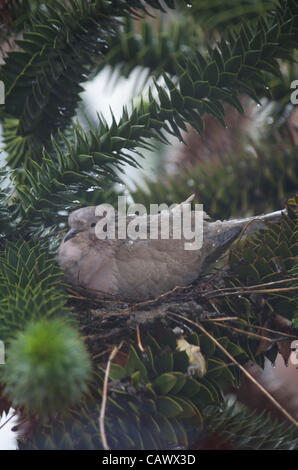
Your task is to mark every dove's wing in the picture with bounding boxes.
[114,237,201,299]
[113,206,206,299]
[76,240,120,295]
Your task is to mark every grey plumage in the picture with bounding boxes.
[58,196,285,300]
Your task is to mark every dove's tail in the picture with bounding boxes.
[225,209,286,235]
[202,209,286,271]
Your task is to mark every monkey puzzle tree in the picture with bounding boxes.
[0,0,297,450]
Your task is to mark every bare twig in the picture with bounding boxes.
[203,285,298,298]
[212,321,274,342]
[136,325,145,353]
[200,316,239,322]
[254,324,296,339]
[204,277,298,297]
[67,287,130,305]
[92,349,110,361]
[99,341,124,450]
[200,316,296,339]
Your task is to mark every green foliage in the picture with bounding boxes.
[2,0,298,194]
[1,0,175,173]
[103,329,246,449]
[150,0,298,136]
[267,58,298,123]
[16,195,297,449]
[2,318,91,417]
[185,0,280,32]
[19,341,298,449]
[0,0,297,451]
[6,122,132,234]
[0,0,296,248]
[95,15,202,83]
[218,195,298,364]
[13,326,249,449]
[132,133,298,219]
[0,169,12,235]
[20,403,298,450]
[226,195,297,314]
[204,402,298,450]
[289,261,298,328]
[2,0,117,171]
[0,241,70,343]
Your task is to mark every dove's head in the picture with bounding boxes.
[64,206,100,243]
[69,206,98,230]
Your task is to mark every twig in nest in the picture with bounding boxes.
[204,277,298,297]
[169,312,298,428]
[249,323,296,339]
[92,349,110,361]
[102,284,193,318]
[136,325,145,353]
[200,316,239,322]
[201,316,297,339]
[203,285,298,298]
[168,314,194,333]
[99,341,124,450]
[211,321,274,342]
[67,287,130,305]
[234,218,268,248]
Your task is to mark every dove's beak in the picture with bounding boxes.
[64,229,82,243]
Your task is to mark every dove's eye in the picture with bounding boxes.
[90,222,96,227]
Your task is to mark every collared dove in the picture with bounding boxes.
[58,195,285,300]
